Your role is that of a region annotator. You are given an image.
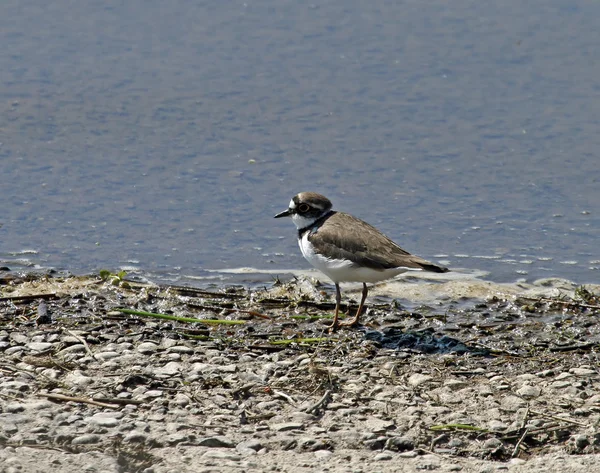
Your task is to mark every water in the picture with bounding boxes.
[1,0,599,286]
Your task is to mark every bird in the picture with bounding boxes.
[274,192,449,330]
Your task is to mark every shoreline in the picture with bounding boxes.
[1,273,599,472]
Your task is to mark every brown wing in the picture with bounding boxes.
[308,212,448,273]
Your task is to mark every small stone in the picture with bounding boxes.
[26,342,53,351]
[5,403,25,413]
[168,345,194,354]
[444,379,469,391]
[10,333,28,344]
[58,344,87,355]
[374,452,393,461]
[572,434,590,450]
[155,361,182,376]
[123,431,148,443]
[201,450,241,461]
[516,384,541,398]
[314,450,333,460]
[72,434,101,445]
[385,436,414,452]
[137,342,159,354]
[85,415,120,428]
[173,393,190,407]
[236,439,263,452]
[408,374,433,387]
[198,436,235,448]
[570,368,597,376]
[269,423,304,432]
[500,395,527,411]
[94,351,120,361]
[483,437,504,452]
[144,390,163,398]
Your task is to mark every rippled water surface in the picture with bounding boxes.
[1,0,599,285]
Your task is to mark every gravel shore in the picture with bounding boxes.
[1,273,599,472]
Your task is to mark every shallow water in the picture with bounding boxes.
[1,0,599,285]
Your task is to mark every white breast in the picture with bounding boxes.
[298,232,421,283]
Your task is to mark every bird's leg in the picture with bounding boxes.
[339,283,368,327]
[328,283,342,332]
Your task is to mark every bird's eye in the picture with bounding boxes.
[298,203,310,213]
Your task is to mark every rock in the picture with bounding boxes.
[9,333,28,344]
[570,368,597,376]
[85,415,120,428]
[314,450,333,460]
[137,342,159,354]
[236,439,263,452]
[500,395,527,411]
[155,361,182,375]
[408,373,433,387]
[364,437,387,450]
[26,342,53,351]
[71,434,101,445]
[123,431,148,443]
[58,344,87,355]
[516,384,541,398]
[201,450,241,461]
[483,437,504,452]
[269,423,304,432]
[94,351,120,361]
[198,436,235,448]
[168,345,194,354]
[374,452,393,461]
[385,436,414,452]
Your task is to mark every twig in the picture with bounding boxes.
[64,329,93,357]
[92,396,145,405]
[42,393,120,409]
[272,390,296,405]
[512,428,529,457]
[529,409,589,427]
[303,390,331,414]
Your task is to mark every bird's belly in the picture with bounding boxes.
[298,235,419,283]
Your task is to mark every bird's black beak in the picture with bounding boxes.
[274,209,292,218]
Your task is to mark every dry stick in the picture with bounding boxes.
[64,329,93,357]
[512,428,529,458]
[529,409,589,427]
[92,397,145,406]
[272,390,295,405]
[43,393,119,409]
[304,390,332,414]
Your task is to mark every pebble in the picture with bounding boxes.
[374,452,393,461]
[314,450,333,460]
[408,373,433,387]
[123,431,148,443]
[10,333,28,344]
[570,368,597,376]
[85,415,120,428]
[269,423,304,432]
[201,450,241,461]
[58,344,87,355]
[155,361,182,375]
[94,351,120,361]
[72,434,101,445]
[516,384,541,398]
[137,342,159,354]
[26,342,53,351]
[198,436,235,448]
[168,345,194,354]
